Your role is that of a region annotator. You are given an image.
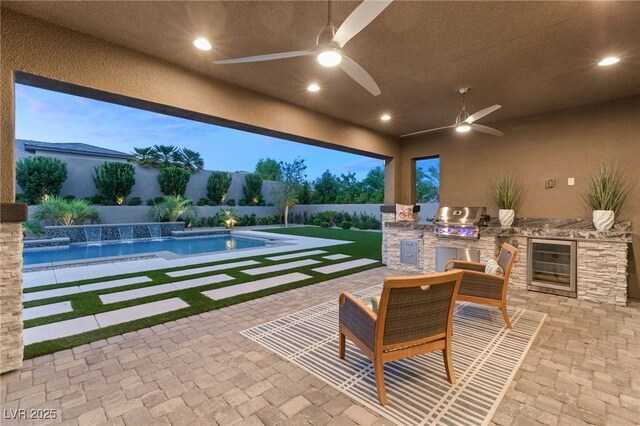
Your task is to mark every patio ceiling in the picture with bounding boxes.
[4,1,640,136]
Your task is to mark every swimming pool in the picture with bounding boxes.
[23,236,266,265]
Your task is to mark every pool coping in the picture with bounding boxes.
[22,232,284,271]
[22,231,354,287]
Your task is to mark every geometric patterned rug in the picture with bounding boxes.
[241,285,546,425]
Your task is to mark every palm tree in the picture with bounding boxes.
[130,147,158,168]
[148,195,196,222]
[152,145,178,167]
[178,148,204,173]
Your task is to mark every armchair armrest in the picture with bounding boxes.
[339,292,377,351]
[445,260,486,272]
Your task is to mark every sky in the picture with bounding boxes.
[15,84,385,181]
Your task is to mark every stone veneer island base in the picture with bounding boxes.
[382,212,632,306]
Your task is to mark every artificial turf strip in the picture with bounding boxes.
[22,227,382,358]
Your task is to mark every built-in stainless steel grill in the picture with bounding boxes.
[434,207,487,239]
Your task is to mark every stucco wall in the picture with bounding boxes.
[15,152,280,203]
[399,96,640,299]
[0,9,400,204]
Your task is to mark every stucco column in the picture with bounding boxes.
[384,157,401,205]
[0,203,27,373]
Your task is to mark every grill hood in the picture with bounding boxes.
[434,207,487,226]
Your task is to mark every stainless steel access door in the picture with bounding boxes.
[436,247,480,272]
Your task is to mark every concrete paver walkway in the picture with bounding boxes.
[4,267,638,425]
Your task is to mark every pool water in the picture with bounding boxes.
[23,236,266,265]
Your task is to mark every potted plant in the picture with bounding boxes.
[494,172,522,227]
[584,162,627,231]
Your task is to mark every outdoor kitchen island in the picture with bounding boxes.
[381,207,632,306]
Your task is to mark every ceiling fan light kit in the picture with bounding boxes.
[317,47,342,67]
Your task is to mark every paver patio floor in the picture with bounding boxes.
[2,267,639,426]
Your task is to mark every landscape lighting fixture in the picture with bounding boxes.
[598,56,620,66]
[380,114,391,121]
[317,48,342,67]
[193,38,212,51]
[307,83,321,92]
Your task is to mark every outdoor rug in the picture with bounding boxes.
[241,285,546,426]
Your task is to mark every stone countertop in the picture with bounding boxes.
[385,218,632,243]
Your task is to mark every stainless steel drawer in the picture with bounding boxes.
[400,240,418,265]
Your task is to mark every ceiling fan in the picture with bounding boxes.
[402,87,504,137]
[213,0,392,96]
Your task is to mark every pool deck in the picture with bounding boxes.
[22,231,353,288]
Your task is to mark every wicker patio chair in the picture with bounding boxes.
[445,243,518,329]
[338,270,463,405]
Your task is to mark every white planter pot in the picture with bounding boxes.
[498,209,515,227]
[593,210,614,231]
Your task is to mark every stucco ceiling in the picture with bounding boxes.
[4,1,640,137]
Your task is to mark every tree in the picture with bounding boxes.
[416,165,440,203]
[158,166,191,197]
[130,147,158,168]
[148,195,195,222]
[298,181,312,204]
[16,156,68,204]
[356,167,384,203]
[175,148,204,173]
[255,158,282,181]
[207,171,233,204]
[152,144,179,167]
[337,172,359,204]
[242,173,263,205]
[312,170,340,204]
[93,161,136,205]
[271,159,306,227]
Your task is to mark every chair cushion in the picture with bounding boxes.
[485,259,504,276]
[395,204,415,221]
[371,295,381,313]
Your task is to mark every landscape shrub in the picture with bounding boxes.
[339,221,352,230]
[158,166,190,197]
[238,199,247,206]
[148,195,195,222]
[319,221,330,228]
[34,196,100,226]
[128,197,142,206]
[154,196,165,204]
[93,161,135,205]
[16,156,68,204]
[312,219,323,226]
[258,200,266,206]
[85,194,105,205]
[207,171,232,204]
[196,198,209,206]
[242,173,263,205]
[62,195,76,202]
[21,220,42,237]
[15,193,26,203]
[227,199,236,206]
[207,200,219,206]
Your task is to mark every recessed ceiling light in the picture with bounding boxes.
[193,38,212,51]
[307,83,320,92]
[598,56,620,66]
[380,114,391,121]
[317,48,342,67]
[456,123,471,133]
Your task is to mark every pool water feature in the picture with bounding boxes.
[23,236,266,265]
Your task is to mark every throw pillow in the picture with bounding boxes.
[371,295,381,313]
[395,203,415,221]
[485,259,504,276]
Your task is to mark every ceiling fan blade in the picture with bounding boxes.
[339,55,381,96]
[332,0,393,47]
[214,50,314,64]
[401,125,456,138]
[470,124,504,136]
[464,104,501,124]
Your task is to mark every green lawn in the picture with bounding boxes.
[23,227,382,358]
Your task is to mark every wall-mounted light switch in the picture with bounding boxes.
[568,178,575,186]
